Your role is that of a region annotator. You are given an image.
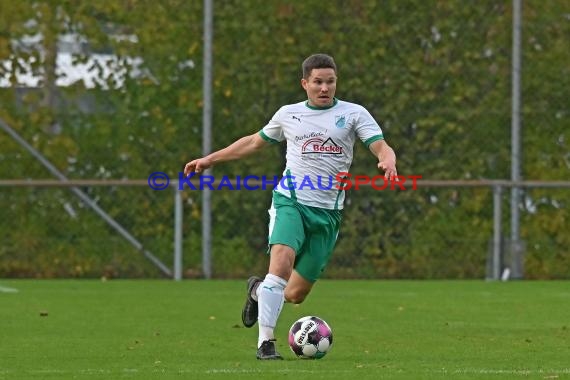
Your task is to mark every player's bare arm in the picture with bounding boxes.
[369,139,397,180]
[184,132,269,176]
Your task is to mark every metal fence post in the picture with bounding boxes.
[510,0,523,279]
[492,185,503,280]
[174,185,183,281]
[202,0,213,279]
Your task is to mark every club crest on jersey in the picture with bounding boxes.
[301,137,343,156]
[335,115,346,129]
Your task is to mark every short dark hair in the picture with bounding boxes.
[302,54,337,79]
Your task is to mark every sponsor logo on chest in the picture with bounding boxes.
[301,137,343,156]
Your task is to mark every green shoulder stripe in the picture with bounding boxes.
[364,135,384,148]
[259,130,280,144]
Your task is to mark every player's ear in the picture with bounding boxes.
[301,78,308,90]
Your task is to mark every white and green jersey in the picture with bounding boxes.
[260,98,383,210]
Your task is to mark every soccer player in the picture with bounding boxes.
[183,53,397,360]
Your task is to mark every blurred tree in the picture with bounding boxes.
[0,0,567,278]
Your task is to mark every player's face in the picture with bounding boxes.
[302,68,337,108]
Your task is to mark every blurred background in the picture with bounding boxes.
[0,0,568,280]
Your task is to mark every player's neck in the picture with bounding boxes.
[305,98,338,110]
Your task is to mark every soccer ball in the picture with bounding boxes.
[288,316,333,359]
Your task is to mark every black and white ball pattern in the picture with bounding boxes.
[288,316,333,359]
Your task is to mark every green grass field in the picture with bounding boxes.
[1,280,569,379]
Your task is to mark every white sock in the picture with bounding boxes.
[257,273,287,348]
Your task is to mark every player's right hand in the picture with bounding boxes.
[183,158,212,177]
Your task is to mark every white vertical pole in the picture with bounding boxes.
[202,0,213,279]
[511,0,523,279]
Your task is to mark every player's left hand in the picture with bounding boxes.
[378,160,397,181]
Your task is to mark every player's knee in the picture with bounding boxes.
[285,288,307,304]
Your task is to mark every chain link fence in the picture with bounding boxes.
[0,1,568,279]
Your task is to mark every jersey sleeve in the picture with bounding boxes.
[259,107,285,143]
[355,106,384,148]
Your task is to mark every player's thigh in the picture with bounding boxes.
[285,270,314,304]
[293,205,341,283]
[294,222,340,284]
[268,199,305,255]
